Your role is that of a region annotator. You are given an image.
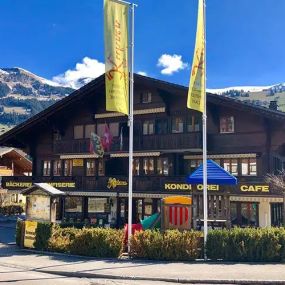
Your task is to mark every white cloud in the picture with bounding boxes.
[137,71,147,76]
[53,57,105,89]
[157,54,188,75]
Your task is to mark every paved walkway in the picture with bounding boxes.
[1,243,285,284]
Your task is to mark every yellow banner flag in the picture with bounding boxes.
[187,0,205,113]
[104,0,129,115]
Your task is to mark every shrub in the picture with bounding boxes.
[49,226,79,253]
[69,228,124,258]
[34,222,53,251]
[130,229,203,261]
[207,227,285,262]
[15,219,24,247]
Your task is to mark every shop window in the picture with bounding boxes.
[85,124,96,139]
[74,125,84,139]
[230,202,258,227]
[109,122,119,137]
[133,158,140,176]
[157,157,169,176]
[98,159,105,176]
[187,115,201,132]
[53,160,62,176]
[271,203,283,226]
[143,120,155,135]
[144,198,153,217]
[142,92,152,103]
[172,117,184,133]
[143,158,154,175]
[220,116,234,133]
[156,119,168,134]
[241,158,257,176]
[86,159,96,176]
[88,198,108,213]
[223,159,238,176]
[64,160,72,176]
[43,160,51,176]
[65,197,83,220]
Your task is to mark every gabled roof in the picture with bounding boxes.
[0,73,284,147]
[187,159,237,185]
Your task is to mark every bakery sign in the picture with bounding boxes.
[3,181,76,190]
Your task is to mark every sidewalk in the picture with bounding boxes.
[1,243,285,284]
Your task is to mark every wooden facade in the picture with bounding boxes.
[1,74,285,228]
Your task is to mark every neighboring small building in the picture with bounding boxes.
[0,147,32,204]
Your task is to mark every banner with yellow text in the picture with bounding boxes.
[104,0,129,115]
[187,0,205,113]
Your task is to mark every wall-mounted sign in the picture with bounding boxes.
[107,178,128,189]
[3,181,76,190]
[239,184,269,193]
[73,159,84,167]
[24,220,38,248]
[164,183,219,191]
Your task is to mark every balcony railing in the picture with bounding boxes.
[53,132,202,154]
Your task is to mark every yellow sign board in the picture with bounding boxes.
[24,220,38,248]
[73,159,84,167]
[164,183,219,191]
[107,177,128,189]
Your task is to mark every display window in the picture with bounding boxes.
[230,202,259,227]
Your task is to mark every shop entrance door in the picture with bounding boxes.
[117,198,159,227]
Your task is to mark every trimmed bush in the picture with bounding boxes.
[16,219,24,247]
[130,229,203,261]
[207,227,285,262]
[49,226,79,253]
[69,228,124,258]
[34,222,53,250]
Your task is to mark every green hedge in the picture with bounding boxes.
[69,228,124,257]
[34,222,53,250]
[130,229,203,261]
[206,227,285,262]
[16,219,24,247]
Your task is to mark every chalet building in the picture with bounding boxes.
[0,74,284,228]
[0,147,32,203]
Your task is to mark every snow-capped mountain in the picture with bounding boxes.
[0,67,74,134]
[0,67,74,99]
[208,83,285,112]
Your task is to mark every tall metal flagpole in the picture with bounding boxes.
[202,0,208,260]
[127,1,137,254]
[109,0,137,254]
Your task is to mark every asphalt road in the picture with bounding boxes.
[0,221,16,244]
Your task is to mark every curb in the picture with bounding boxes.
[31,269,285,285]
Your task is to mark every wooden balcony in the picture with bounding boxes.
[53,132,202,154]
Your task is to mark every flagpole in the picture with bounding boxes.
[202,0,208,260]
[127,2,136,254]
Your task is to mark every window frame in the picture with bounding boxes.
[220,116,235,134]
[74,125,84,139]
[53,160,62,176]
[42,160,51,176]
[86,159,96,176]
[171,117,184,133]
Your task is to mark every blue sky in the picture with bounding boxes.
[0,0,285,88]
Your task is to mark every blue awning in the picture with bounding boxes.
[186,159,237,185]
